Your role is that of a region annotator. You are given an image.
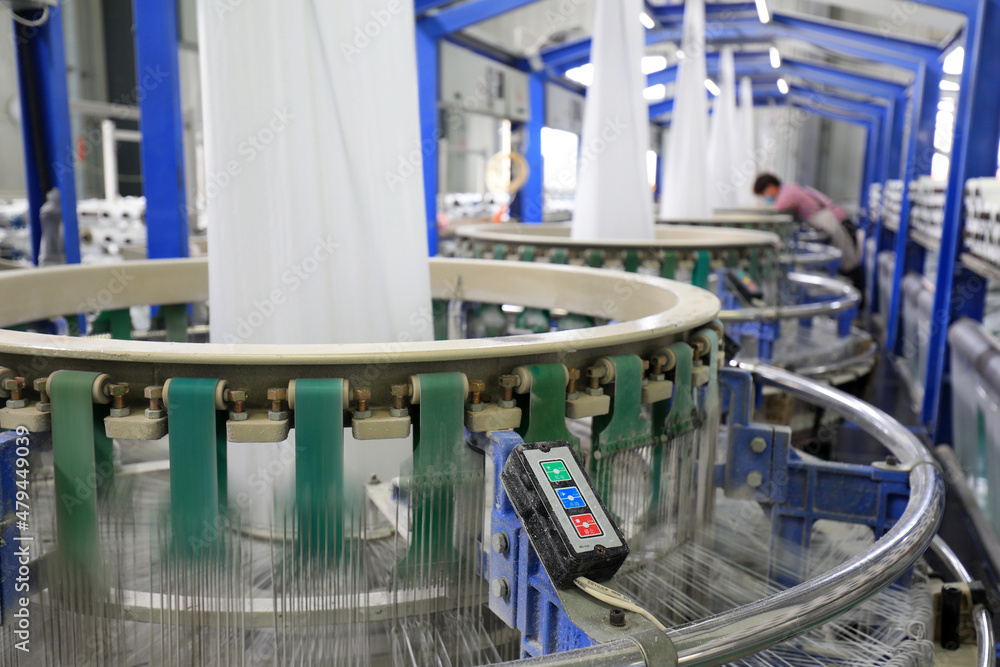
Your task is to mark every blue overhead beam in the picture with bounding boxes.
[415,0,462,14]
[419,0,540,39]
[650,1,758,21]
[770,12,940,64]
[132,0,190,260]
[416,25,440,255]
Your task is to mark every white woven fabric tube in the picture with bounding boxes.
[659,0,710,219]
[706,47,738,209]
[736,76,757,205]
[572,0,654,240]
[199,1,432,346]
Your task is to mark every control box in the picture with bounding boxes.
[501,440,629,588]
[726,269,764,301]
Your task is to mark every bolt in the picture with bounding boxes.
[143,385,164,420]
[2,377,25,402]
[650,354,668,380]
[225,388,247,413]
[267,387,287,413]
[352,387,372,420]
[747,471,763,488]
[354,388,371,413]
[585,366,605,397]
[609,608,626,628]
[390,384,411,418]
[594,544,607,556]
[491,577,510,600]
[33,379,48,404]
[468,379,485,412]
[885,455,900,467]
[107,383,129,410]
[750,437,767,454]
[33,378,50,413]
[498,375,520,408]
[566,368,580,398]
[491,532,509,555]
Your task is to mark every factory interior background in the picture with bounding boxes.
[0,0,999,665]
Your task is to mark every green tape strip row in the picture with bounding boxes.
[516,364,579,449]
[660,251,678,280]
[92,308,131,340]
[520,245,536,262]
[166,378,227,558]
[294,379,345,559]
[624,250,640,273]
[692,251,711,289]
[50,370,114,583]
[160,304,189,343]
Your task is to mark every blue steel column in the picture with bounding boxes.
[416,25,439,255]
[924,0,1000,441]
[12,1,81,265]
[132,0,189,260]
[517,71,546,223]
[885,64,935,351]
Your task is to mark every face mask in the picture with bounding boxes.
[764,196,776,204]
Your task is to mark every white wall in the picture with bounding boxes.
[0,20,26,197]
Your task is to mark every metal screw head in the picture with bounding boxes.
[746,471,764,488]
[586,366,606,381]
[144,408,164,420]
[491,532,509,555]
[1,377,23,392]
[108,383,129,397]
[885,455,900,467]
[144,385,163,400]
[567,368,581,383]
[227,388,247,403]
[491,578,510,600]
[750,437,767,454]
[353,388,371,401]
[498,375,520,390]
[390,384,411,398]
[469,379,485,394]
[609,608,626,628]
[267,387,287,401]
[229,411,249,422]
[32,378,47,395]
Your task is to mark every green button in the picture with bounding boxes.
[541,460,572,482]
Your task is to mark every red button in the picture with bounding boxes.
[572,513,603,538]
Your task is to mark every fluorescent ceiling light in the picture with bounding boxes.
[705,79,721,96]
[640,11,655,29]
[939,80,960,91]
[943,46,964,76]
[777,78,789,95]
[755,0,771,23]
[642,55,667,74]
[644,84,667,100]
[769,46,781,69]
[566,63,594,86]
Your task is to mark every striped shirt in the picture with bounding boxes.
[774,183,848,223]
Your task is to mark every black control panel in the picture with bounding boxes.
[501,440,629,589]
[726,269,764,301]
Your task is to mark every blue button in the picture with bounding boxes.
[557,487,587,509]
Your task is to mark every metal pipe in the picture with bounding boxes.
[718,272,861,322]
[934,445,1000,586]
[665,362,943,665]
[792,333,878,377]
[930,536,996,667]
[101,119,118,202]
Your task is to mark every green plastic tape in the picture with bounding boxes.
[294,379,345,559]
[624,250,639,273]
[49,370,114,582]
[160,304,188,343]
[551,248,569,265]
[590,355,653,504]
[692,251,710,289]
[660,251,677,280]
[516,364,579,449]
[93,308,131,340]
[403,372,467,567]
[166,378,227,557]
[521,245,536,262]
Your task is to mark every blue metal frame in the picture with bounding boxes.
[514,72,546,222]
[923,0,1000,441]
[12,1,81,265]
[132,0,190,260]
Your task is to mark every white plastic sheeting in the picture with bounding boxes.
[572,0,654,240]
[199,1,433,346]
[196,0,432,528]
[736,76,757,205]
[706,47,739,209]
[659,0,710,219]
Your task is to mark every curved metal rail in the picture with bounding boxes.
[930,537,995,667]
[498,363,943,667]
[784,241,842,268]
[718,271,860,323]
[454,222,779,250]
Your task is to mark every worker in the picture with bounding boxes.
[752,173,862,289]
